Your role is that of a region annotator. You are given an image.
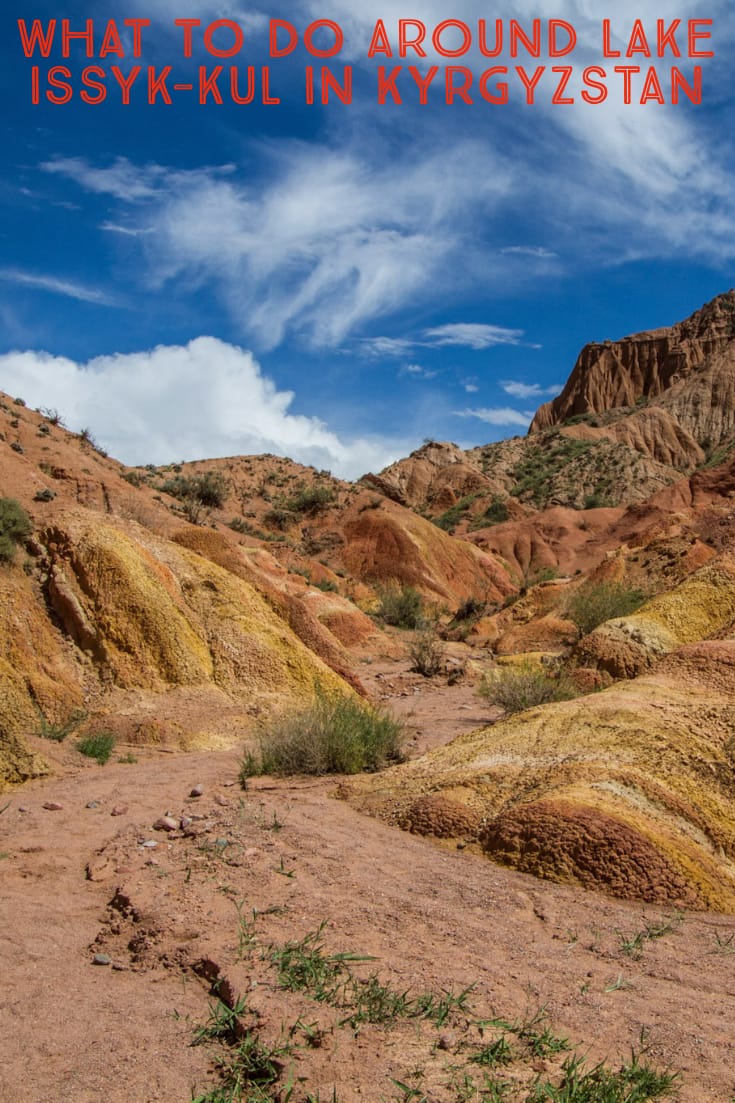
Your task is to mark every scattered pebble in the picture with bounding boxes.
[18,806,29,813]
[86,801,100,810]
[213,794,229,807]
[141,840,158,850]
[93,953,111,966]
[180,816,193,830]
[111,805,128,817]
[153,815,179,832]
[43,801,63,811]
[190,784,204,798]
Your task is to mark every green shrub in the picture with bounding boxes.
[375,582,423,628]
[482,497,510,524]
[159,471,228,523]
[284,486,335,515]
[407,617,445,677]
[76,732,115,764]
[479,661,577,715]
[241,687,404,779]
[566,581,646,637]
[0,498,32,562]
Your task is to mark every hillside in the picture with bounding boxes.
[362,291,735,523]
[4,292,735,1099]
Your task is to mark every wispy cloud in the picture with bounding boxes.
[425,323,524,350]
[401,363,439,380]
[99,221,154,237]
[501,246,558,259]
[0,268,118,306]
[0,339,405,479]
[454,406,532,428]
[41,142,516,349]
[41,156,236,202]
[360,336,415,358]
[501,381,561,400]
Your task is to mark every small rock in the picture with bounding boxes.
[213,794,229,808]
[153,815,179,832]
[180,816,193,830]
[111,805,128,817]
[86,801,100,810]
[190,784,204,798]
[141,840,158,849]
[112,962,127,972]
[18,806,29,813]
[93,953,111,966]
[43,801,63,811]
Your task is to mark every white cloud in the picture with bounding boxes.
[501,246,557,259]
[41,157,235,202]
[99,221,154,237]
[425,323,524,349]
[401,363,438,380]
[0,339,403,479]
[0,268,118,306]
[463,382,479,393]
[501,380,561,399]
[454,406,531,428]
[360,337,415,358]
[43,143,515,349]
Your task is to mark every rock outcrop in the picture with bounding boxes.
[346,641,735,911]
[531,290,735,471]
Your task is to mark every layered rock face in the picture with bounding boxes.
[346,641,735,911]
[530,290,735,470]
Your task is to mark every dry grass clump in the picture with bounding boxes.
[479,660,577,715]
[566,581,646,637]
[241,686,404,780]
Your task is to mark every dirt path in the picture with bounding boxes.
[2,732,735,1102]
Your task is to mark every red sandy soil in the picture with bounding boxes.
[2,671,735,1103]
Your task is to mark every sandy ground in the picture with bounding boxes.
[2,667,735,1102]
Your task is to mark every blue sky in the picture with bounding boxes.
[0,1,733,477]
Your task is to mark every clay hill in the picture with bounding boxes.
[4,291,735,1100]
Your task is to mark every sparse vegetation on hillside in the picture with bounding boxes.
[241,687,404,779]
[479,660,578,715]
[566,581,646,637]
[434,492,481,533]
[0,498,32,562]
[159,471,229,524]
[375,582,424,628]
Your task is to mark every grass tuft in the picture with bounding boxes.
[478,661,577,715]
[76,731,115,764]
[241,685,404,779]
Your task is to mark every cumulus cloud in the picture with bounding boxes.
[0,339,403,479]
[454,406,532,427]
